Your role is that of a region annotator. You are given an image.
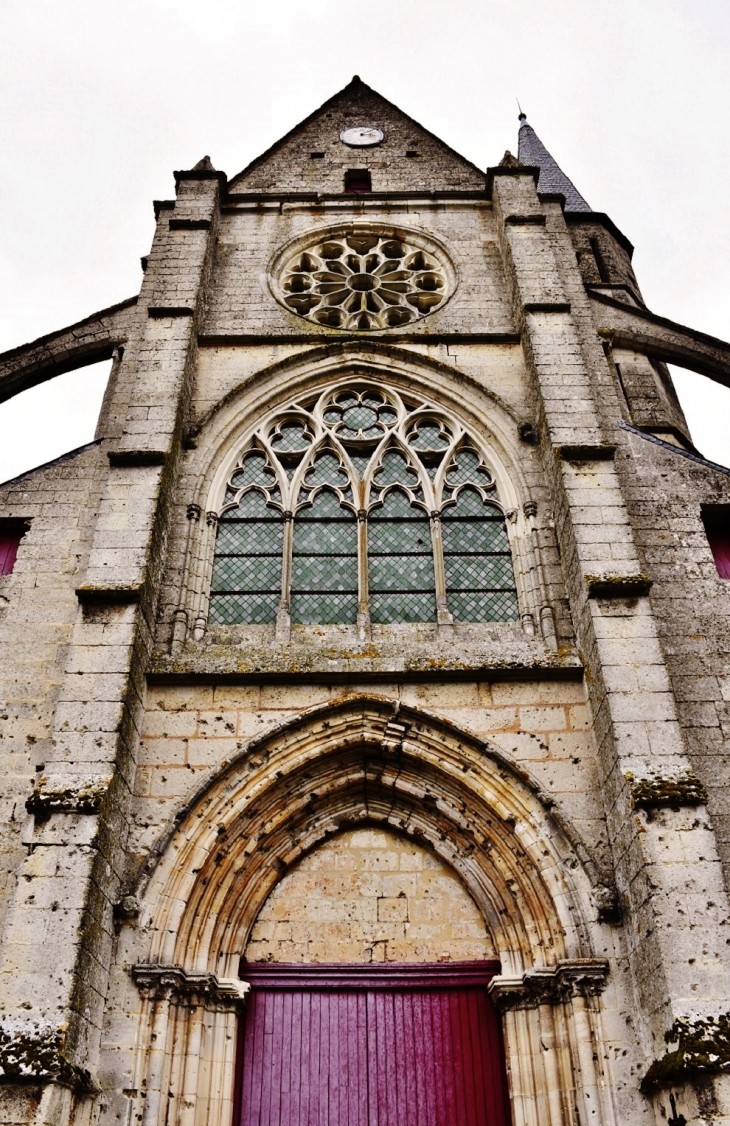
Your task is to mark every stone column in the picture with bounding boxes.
[490,960,612,1126]
[0,167,222,1118]
[490,164,730,1101]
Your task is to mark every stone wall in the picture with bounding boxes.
[244,826,495,964]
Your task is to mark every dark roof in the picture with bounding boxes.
[517,115,591,213]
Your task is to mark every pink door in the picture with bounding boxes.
[236,962,509,1126]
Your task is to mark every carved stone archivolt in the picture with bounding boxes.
[270,225,455,331]
[122,701,620,1126]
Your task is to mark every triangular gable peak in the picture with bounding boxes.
[229,77,486,195]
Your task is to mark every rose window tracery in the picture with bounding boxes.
[208,382,519,628]
[277,233,451,331]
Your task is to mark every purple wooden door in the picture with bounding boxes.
[236,962,509,1126]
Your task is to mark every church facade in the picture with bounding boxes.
[1,77,730,1125]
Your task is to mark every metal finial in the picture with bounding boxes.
[517,99,527,123]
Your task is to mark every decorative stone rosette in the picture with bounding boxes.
[270,226,454,331]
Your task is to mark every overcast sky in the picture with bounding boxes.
[0,0,728,482]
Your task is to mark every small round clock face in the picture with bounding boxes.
[339,126,384,148]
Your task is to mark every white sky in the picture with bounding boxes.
[0,0,728,481]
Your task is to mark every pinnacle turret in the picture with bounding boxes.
[517,113,591,213]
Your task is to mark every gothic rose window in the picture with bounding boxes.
[273,231,451,331]
[208,383,519,629]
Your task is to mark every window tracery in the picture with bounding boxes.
[275,232,451,331]
[208,382,519,633]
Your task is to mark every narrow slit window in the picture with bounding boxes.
[369,488,436,623]
[209,489,283,624]
[702,505,730,579]
[291,489,358,624]
[344,169,372,194]
[442,488,519,621]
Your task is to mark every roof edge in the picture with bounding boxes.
[230,76,486,186]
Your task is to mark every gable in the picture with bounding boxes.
[229,77,485,195]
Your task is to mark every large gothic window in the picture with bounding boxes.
[208,383,519,630]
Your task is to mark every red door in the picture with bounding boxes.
[236,962,509,1126]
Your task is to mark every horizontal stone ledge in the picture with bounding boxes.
[197,331,522,347]
[488,959,609,1010]
[26,773,112,818]
[147,306,194,318]
[168,218,212,230]
[107,449,167,467]
[504,213,546,226]
[173,168,227,186]
[585,573,652,599]
[485,164,540,196]
[524,301,572,314]
[76,583,142,606]
[626,771,708,811]
[557,443,616,461]
[153,199,175,218]
[146,660,585,686]
[132,964,249,1008]
[0,1019,96,1092]
[642,1012,730,1093]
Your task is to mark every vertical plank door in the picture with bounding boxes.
[237,961,509,1126]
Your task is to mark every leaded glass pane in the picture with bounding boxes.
[442,488,518,622]
[369,488,436,623]
[291,489,358,624]
[373,450,420,490]
[445,447,495,490]
[208,488,283,625]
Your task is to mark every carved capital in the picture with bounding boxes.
[489,959,609,1011]
[132,964,250,1010]
[187,503,201,521]
[205,511,219,527]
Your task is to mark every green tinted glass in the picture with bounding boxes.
[209,489,283,625]
[369,488,436,623]
[442,488,518,622]
[291,489,358,624]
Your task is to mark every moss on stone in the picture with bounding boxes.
[626,771,708,810]
[0,1022,94,1091]
[642,1014,730,1092]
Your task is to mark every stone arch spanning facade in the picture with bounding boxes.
[126,698,616,1126]
[171,345,559,649]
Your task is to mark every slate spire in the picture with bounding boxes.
[517,112,591,213]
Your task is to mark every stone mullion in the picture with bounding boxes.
[357,509,371,641]
[275,511,294,642]
[429,509,453,628]
[492,169,730,1058]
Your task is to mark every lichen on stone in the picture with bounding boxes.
[0,1020,93,1090]
[626,771,708,811]
[641,1013,730,1092]
[585,572,652,598]
[25,774,111,818]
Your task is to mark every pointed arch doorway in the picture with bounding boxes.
[233,827,510,1126]
[235,961,510,1126]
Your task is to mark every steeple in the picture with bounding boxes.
[517,112,591,213]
